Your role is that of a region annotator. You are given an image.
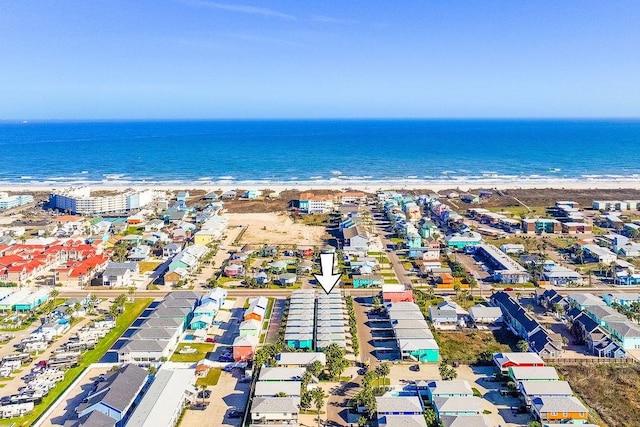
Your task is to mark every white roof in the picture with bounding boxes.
[468,306,503,319]
[519,380,573,397]
[494,352,545,368]
[233,335,258,348]
[277,352,327,366]
[427,380,473,396]
[382,284,407,293]
[376,396,423,413]
[433,396,483,413]
[509,367,559,381]
[258,367,305,381]
[126,368,195,427]
[254,380,302,397]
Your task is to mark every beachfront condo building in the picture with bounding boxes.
[0,193,34,209]
[49,186,153,215]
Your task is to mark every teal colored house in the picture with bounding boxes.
[13,289,50,312]
[423,380,473,402]
[405,231,422,249]
[433,396,483,417]
[284,331,313,350]
[398,339,439,362]
[352,274,383,288]
[445,232,482,249]
[419,220,437,239]
[189,314,213,330]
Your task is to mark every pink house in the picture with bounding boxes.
[382,284,413,303]
[233,335,258,361]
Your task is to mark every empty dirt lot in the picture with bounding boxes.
[227,212,326,246]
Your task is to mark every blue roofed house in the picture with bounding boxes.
[352,274,383,288]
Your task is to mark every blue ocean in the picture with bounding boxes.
[1,119,639,187]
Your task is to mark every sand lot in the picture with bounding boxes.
[228,212,326,246]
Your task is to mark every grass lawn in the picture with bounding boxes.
[384,279,399,284]
[433,329,516,364]
[196,368,221,387]
[454,296,487,310]
[138,261,162,273]
[265,298,274,318]
[556,363,640,427]
[2,298,153,427]
[492,282,536,289]
[268,283,302,289]
[170,343,215,363]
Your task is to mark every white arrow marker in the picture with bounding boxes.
[314,253,342,294]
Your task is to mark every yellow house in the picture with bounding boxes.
[194,230,216,246]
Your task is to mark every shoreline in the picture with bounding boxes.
[2,178,640,193]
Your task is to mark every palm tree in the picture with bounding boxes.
[517,339,530,352]
[311,387,326,427]
[275,391,288,397]
[375,362,390,388]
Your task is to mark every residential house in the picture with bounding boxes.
[376,397,425,427]
[531,396,588,423]
[429,303,458,330]
[298,192,334,214]
[276,352,326,368]
[508,367,559,382]
[519,381,573,407]
[352,274,383,288]
[250,397,300,425]
[254,381,302,398]
[76,364,148,426]
[239,319,262,337]
[102,262,139,287]
[567,293,606,311]
[342,225,369,255]
[202,287,227,311]
[433,397,484,418]
[424,380,473,402]
[233,335,258,361]
[493,352,545,374]
[542,265,582,286]
[468,305,503,327]
[382,284,413,303]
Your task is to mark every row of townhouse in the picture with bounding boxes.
[117,291,199,365]
[248,361,328,426]
[593,199,640,211]
[576,293,640,351]
[0,288,50,312]
[385,286,439,362]
[232,296,267,361]
[474,244,530,284]
[49,186,154,215]
[163,244,209,286]
[503,355,591,424]
[0,240,103,286]
[193,214,228,246]
[189,287,227,330]
[315,291,347,350]
[285,290,315,350]
[0,193,33,210]
[542,291,629,357]
[491,292,563,357]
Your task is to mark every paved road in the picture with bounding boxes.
[326,376,362,427]
[265,298,285,343]
[370,208,413,287]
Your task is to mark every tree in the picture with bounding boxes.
[311,387,326,427]
[424,408,439,427]
[300,390,312,410]
[439,361,457,381]
[307,360,323,378]
[275,391,288,397]
[372,295,382,313]
[50,289,60,299]
[199,385,207,403]
[375,362,390,388]
[127,286,136,301]
[357,416,370,427]
[517,339,530,352]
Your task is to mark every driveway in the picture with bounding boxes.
[265,298,284,343]
[456,365,534,427]
[181,368,250,427]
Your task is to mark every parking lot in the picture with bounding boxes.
[180,368,250,427]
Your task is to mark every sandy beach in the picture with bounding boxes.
[2,178,640,194]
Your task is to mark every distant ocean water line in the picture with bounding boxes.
[1,119,639,187]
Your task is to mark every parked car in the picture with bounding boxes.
[239,376,252,383]
[227,410,242,418]
[191,403,208,410]
[205,337,215,343]
[197,390,212,399]
[504,287,514,291]
[411,364,421,372]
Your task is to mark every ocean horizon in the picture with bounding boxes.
[2,119,640,188]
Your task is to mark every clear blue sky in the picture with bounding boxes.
[1,1,639,119]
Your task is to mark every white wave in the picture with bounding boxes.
[330,170,343,176]
[20,176,32,179]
